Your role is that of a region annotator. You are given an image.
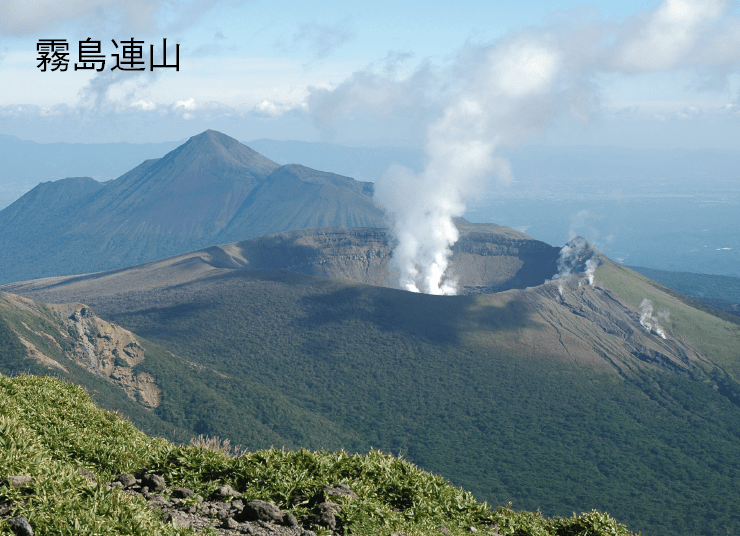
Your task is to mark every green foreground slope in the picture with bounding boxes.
[0,295,185,442]
[0,291,362,452]
[0,374,635,536]
[39,265,738,536]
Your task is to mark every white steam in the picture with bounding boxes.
[550,236,600,286]
[375,39,561,294]
[586,259,597,286]
[555,240,582,279]
[307,0,740,294]
[639,299,669,339]
[375,165,463,294]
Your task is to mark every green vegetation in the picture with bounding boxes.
[5,263,740,535]
[75,269,740,536]
[628,266,740,316]
[595,263,740,379]
[0,294,187,442]
[0,373,637,535]
[0,374,178,535]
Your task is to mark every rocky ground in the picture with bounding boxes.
[2,470,499,536]
[107,470,352,536]
[1,470,355,536]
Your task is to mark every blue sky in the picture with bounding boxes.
[1,0,739,148]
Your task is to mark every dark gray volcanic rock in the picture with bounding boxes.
[0,130,385,284]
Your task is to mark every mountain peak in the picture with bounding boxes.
[0,130,386,282]
[172,130,279,174]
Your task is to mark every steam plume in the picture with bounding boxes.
[374,37,562,294]
[550,236,600,285]
[639,299,668,339]
[307,0,740,294]
[585,259,597,286]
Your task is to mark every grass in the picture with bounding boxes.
[0,373,637,536]
[0,293,188,442]
[595,263,740,379]
[0,374,181,535]
[13,267,740,536]
[627,266,740,307]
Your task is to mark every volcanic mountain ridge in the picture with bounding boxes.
[0,130,385,284]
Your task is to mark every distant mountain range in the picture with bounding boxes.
[0,130,385,284]
[0,135,422,210]
[4,133,738,277]
[0,134,183,209]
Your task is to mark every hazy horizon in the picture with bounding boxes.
[1,0,738,279]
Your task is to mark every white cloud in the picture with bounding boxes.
[76,56,161,113]
[290,19,354,61]
[306,59,441,141]
[0,0,242,35]
[613,0,738,71]
[130,99,156,111]
[174,97,197,110]
[304,0,740,294]
[252,99,304,117]
[306,0,740,150]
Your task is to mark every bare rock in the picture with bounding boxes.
[216,508,231,520]
[142,473,166,492]
[149,494,170,506]
[76,468,96,483]
[282,511,299,527]
[162,511,190,528]
[214,483,240,499]
[241,499,294,525]
[222,517,240,529]
[4,476,34,487]
[172,487,193,499]
[0,498,12,516]
[7,516,33,536]
[324,483,358,500]
[115,473,136,488]
[315,501,341,530]
[310,483,358,506]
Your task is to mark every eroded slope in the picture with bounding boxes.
[1,292,160,408]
